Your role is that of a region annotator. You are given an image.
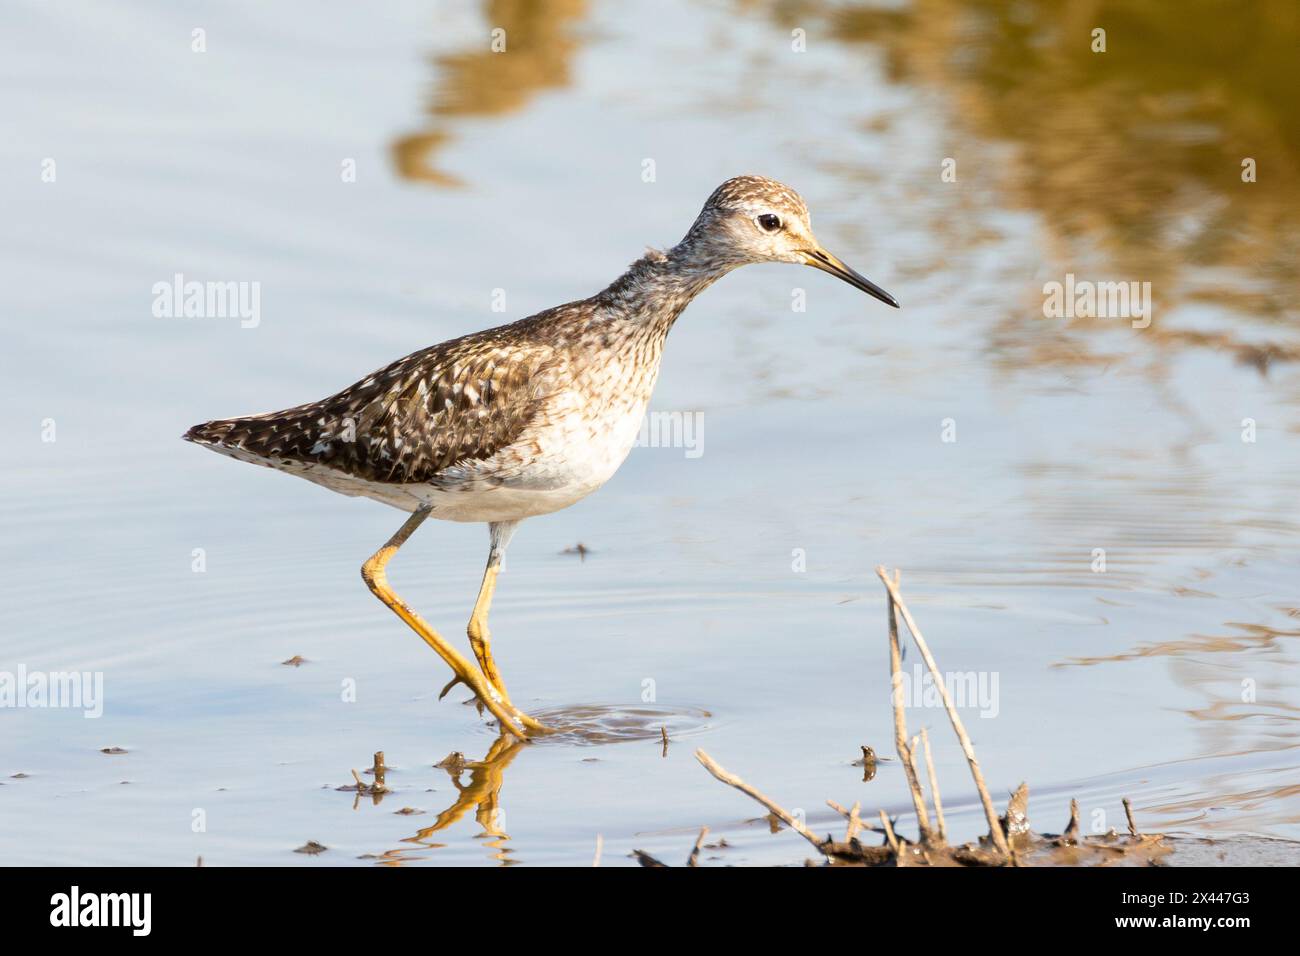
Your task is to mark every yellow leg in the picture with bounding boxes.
[469,562,507,698]
[360,509,547,738]
[455,521,550,733]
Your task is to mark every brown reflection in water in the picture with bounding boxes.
[1059,620,1300,668]
[792,0,1300,364]
[392,0,587,186]
[1146,779,1300,835]
[359,705,708,864]
[372,735,526,866]
[1058,621,1300,781]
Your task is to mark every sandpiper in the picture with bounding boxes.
[186,175,899,739]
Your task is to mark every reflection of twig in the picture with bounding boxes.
[877,567,1010,857]
[592,834,603,867]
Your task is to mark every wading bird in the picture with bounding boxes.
[186,176,899,738]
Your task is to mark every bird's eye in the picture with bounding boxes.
[756,213,782,233]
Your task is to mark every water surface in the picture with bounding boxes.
[2,0,1298,865]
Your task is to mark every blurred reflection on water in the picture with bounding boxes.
[814,0,1300,366]
[393,0,588,185]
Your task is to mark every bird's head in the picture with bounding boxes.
[683,175,899,309]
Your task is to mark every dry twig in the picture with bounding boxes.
[1123,798,1140,837]
[695,750,826,854]
[886,569,933,843]
[687,827,708,867]
[919,728,946,842]
[878,811,903,862]
[877,567,1011,857]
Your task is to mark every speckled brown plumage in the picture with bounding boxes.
[186,175,893,523]
[187,324,564,486]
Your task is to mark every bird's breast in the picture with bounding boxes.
[425,339,668,524]
[527,351,661,490]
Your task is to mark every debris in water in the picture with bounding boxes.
[336,752,391,806]
[435,752,467,773]
[853,745,878,782]
[686,827,708,868]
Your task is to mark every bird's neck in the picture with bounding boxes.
[593,238,737,337]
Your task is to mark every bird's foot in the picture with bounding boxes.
[438,673,553,735]
[438,674,469,701]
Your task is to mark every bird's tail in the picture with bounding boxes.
[183,419,236,446]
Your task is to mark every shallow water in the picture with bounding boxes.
[2,0,1298,866]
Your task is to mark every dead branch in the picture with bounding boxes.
[877,566,1011,857]
[878,811,903,863]
[695,749,827,854]
[1123,798,1140,837]
[1061,799,1081,845]
[887,568,934,844]
[687,827,708,867]
[827,799,881,838]
[920,728,947,842]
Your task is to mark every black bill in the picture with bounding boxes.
[803,248,900,308]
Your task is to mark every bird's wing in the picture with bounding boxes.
[186,327,565,485]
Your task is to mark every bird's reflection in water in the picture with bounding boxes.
[372,735,526,866]
[364,706,711,864]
